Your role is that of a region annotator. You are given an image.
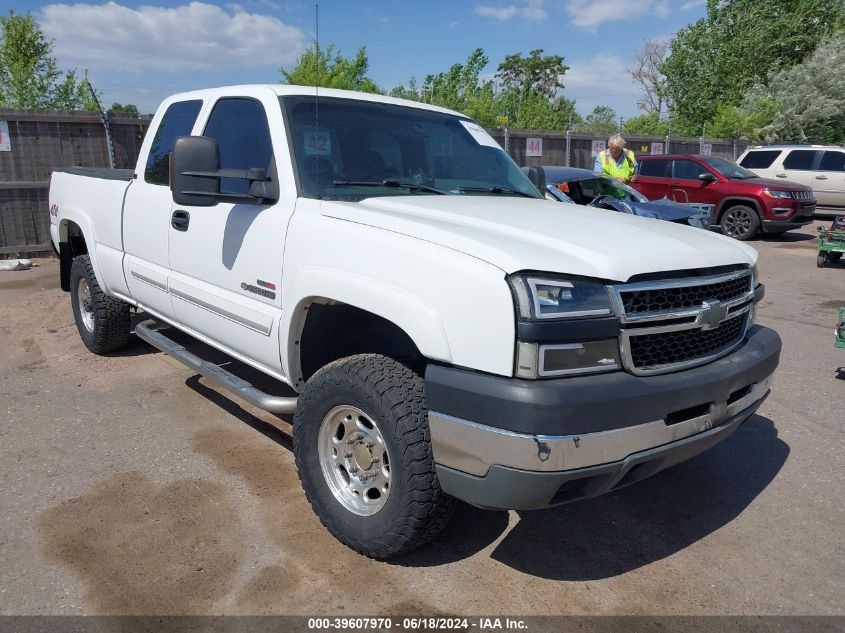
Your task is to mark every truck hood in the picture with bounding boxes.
[322,196,756,282]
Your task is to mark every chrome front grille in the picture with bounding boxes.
[792,190,814,202]
[613,269,754,375]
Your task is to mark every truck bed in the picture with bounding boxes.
[53,167,135,181]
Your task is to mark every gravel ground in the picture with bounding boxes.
[0,222,842,616]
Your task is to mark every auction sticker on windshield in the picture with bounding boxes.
[459,120,500,148]
[304,128,331,156]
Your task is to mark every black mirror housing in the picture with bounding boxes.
[171,136,221,206]
[698,172,717,183]
[522,166,547,194]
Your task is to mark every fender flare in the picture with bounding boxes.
[58,210,107,293]
[282,266,453,382]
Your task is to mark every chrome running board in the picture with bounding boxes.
[134,319,298,415]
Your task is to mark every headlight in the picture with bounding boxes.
[508,275,614,320]
[762,189,792,199]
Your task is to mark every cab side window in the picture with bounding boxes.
[144,100,203,185]
[203,98,273,195]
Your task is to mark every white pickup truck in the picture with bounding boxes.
[49,85,781,558]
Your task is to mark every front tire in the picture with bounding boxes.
[69,255,130,354]
[293,354,455,558]
[817,253,828,268]
[720,205,760,240]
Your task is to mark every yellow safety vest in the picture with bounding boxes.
[600,149,635,181]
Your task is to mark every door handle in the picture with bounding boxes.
[171,210,190,231]
[815,175,828,180]
[775,173,788,178]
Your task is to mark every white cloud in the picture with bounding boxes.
[681,0,706,9]
[564,53,642,118]
[563,0,669,29]
[474,0,547,22]
[474,5,519,21]
[39,1,307,73]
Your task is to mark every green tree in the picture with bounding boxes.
[663,0,845,134]
[109,102,139,115]
[0,10,95,109]
[622,112,668,136]
[742,33,845,143]
[281,43,381,93]
[576,105,618,135]
[495,49,567,99]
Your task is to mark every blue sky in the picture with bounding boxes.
[6,0,707,118]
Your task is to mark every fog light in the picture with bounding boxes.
[516,340,620,378]
[541,340,620,376]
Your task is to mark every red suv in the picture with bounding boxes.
[632,154,816,240]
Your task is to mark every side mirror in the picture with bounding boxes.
[170,135,279,206]
[698,172,717,183]
[171,136,221,207]
[522,166,547,195]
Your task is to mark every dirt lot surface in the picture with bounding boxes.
[0,222,843,617]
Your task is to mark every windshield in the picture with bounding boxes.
[281,96,541,201]
[570,176,648,203]
[701,156,757,179]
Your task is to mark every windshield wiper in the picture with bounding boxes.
[457,185,538,199]
[332,179,447,194]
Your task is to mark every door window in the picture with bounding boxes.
[739,150,781,169]
[783,150,818,170]
[820,151,845,172]
[144,100,202,185]
[638,159,669,177]
[203,98,274,195]
[672,159,706,180]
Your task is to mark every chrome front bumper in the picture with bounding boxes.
[429,373,772,477]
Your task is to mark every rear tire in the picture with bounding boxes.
[817,253,828,268]
[69,255,130,354]
[293,354,455,558]
[720,205,759,240]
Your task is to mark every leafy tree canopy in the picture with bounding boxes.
[109,102,139,115]
[281,43,381,94]
[663,0,845,135]
[0,10,97,110]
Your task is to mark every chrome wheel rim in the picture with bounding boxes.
[723,209,753,238]
[318,405,391,516]
[77,277,95,333]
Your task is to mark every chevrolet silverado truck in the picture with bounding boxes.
[49,85,781,558]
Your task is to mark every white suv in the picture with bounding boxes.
[738,145,845,212]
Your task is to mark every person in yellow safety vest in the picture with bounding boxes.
[594,134,637,184]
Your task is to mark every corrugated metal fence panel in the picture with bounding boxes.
[0,109,152,254]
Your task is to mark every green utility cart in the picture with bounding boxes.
[836,308,845,350]
[817,216,845,268]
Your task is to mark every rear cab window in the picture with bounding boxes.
[144,100,203,185]
[739,150,781,169]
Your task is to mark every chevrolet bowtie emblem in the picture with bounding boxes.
[700,299,728,330]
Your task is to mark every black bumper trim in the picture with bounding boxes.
[436,396,762,510]
[425,325,781,436]
[761,218,813,231]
